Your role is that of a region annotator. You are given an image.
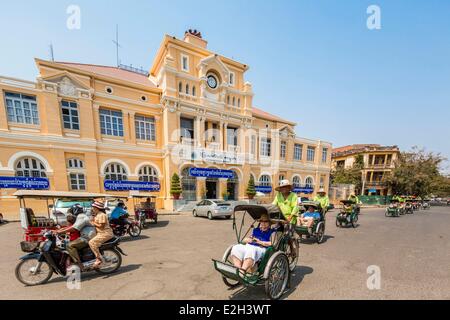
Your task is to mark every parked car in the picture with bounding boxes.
[192,200,233,220]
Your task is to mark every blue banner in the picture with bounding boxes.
[104,180,160,192]
[255,185,273,193]
[189,167,234,179]
[0,176,50,190]
[293,187,314,194]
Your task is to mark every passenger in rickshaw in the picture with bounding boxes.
[230,213,274,274]
[271,180,299,225]
[142,197,153,209]
[298,204,321,233]
[314,188,330,214]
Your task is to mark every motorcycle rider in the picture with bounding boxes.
[348,192,362,214]
[54,204,96,270]
[109,201,128,232]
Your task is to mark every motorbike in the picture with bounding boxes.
[110,214,141,238]
[15,231,126,286]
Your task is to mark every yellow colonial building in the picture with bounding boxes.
[0,30,332,219]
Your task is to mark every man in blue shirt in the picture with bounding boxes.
[109,201,128,230]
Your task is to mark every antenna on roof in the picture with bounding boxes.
[112,24,122,67]
[49,44,55,62]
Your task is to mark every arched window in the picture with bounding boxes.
[227,96,230,105]
[138,166,159,182]
[192,86,196,96]
[305,177,314,188]
[67,158,84,169]
[238,99,241,108]
[104,163,128,181]
[232,97,236,106]
[15,157,47,178]
[259,175,271,187]
[67,158,86,191]
[186,84,189,95]
[178,82,183,93]
[293,176,301,188]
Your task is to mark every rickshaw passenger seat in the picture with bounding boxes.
[25,208,37,226]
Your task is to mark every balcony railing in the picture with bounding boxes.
[206,142,220,150]
[228,145,240,153]
[181,137,196,146]
[366,181,387,187]
[366,163,394,169]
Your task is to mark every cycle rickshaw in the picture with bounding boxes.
[212,205,299,300]
[385,199,401,217]
[422,199,431,210]
[131,194,158,228]
[295,201,326,244]
[405,199,414,214]
[336,200,359,228]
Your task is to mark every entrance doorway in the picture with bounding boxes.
[206,179,218,199]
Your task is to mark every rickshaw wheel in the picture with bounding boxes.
[385,210,390,217]
[316,223,325,244]
[222,246,240,288]
[264,252,289,300]
[285,237,299,272]
[335,217,341,228]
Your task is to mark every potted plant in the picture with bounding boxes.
[246,175,257,200]
[170,173,182,200]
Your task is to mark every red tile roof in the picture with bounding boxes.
[54,62,158,88]
[252,106,296,125]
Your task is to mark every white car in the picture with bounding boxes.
[192,200,233,220]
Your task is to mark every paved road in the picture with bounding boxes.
[0,206,449,300]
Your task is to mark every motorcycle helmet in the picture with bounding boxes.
[68,204,84,216]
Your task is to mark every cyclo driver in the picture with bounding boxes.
[53,204,96,270]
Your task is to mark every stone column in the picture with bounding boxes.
[219,178,228,200]
[154,115,161,148]
[129,111,136,144]
[92,104,101,140]
[0,90,8,131]
[196,177,206,201]
[223,122,228,152]
[219,121,224,151]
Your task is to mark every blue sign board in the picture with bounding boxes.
[104,180,160,192]
[189,167,234,179]
[368,189,377,193]
[255,185,273,194]
[293,187,314,194]
[0,176,49,190]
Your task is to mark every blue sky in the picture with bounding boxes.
[0,0,449,172]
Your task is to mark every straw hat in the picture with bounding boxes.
[275,179,293,191]
[91,201,106,210]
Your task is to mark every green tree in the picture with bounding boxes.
[331,154,364,192]
[384,147,447,198]
[170,173,182,197]
[246,175,257,198]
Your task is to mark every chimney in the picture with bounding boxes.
[184,29,208,49]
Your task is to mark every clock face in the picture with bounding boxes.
[207,75,218,89]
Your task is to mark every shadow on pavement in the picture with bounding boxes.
[145,220,170,229]
[46,264,143,285]
[299,235,334,245]
[228,265,314,300]
[119,235,150,243]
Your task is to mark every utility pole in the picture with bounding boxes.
[112,24,122,67]
[49,44,55,62]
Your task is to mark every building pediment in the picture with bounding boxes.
[197,55,230,82]
[40,72,91,98]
